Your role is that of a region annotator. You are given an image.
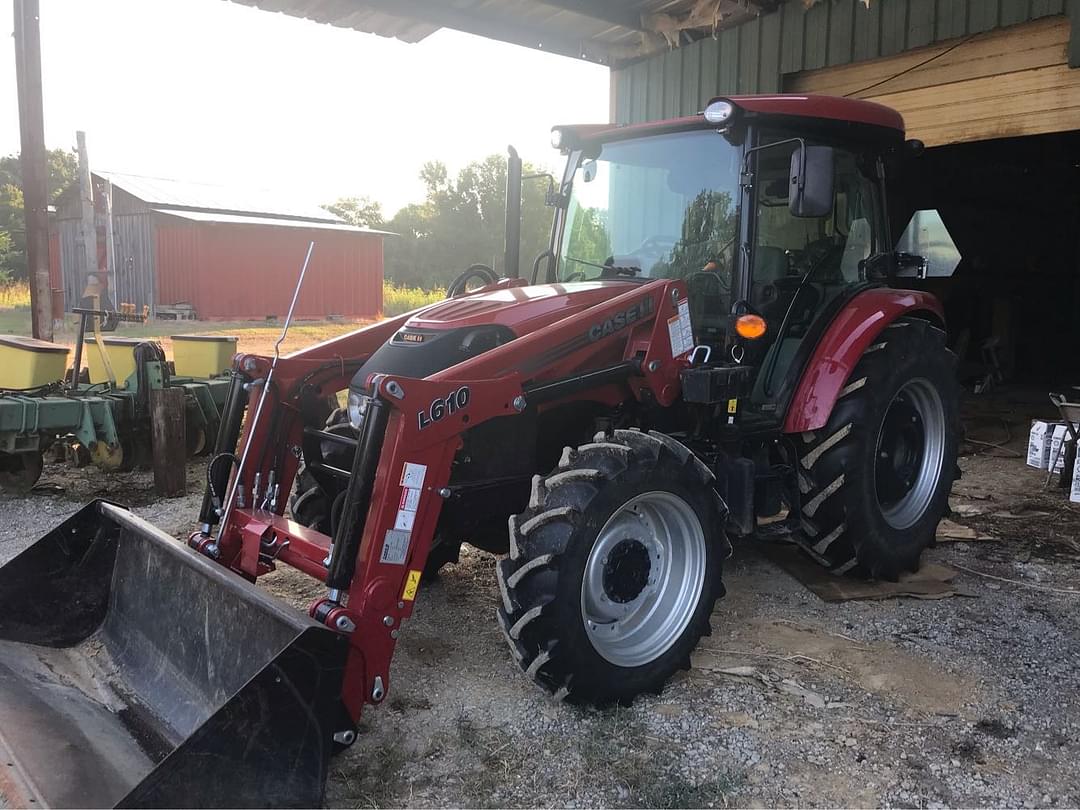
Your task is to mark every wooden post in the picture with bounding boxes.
[150,387,187,497]
[13,0,53,341]
[76,132,97,291]
[104,178,117,302]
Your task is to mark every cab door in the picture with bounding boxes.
[743,132,888,415]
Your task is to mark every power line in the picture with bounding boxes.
[844,33,980,98]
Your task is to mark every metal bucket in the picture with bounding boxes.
[0,501,349,808]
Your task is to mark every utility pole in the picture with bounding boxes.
[76,132,97,289]
[13,0,53,341]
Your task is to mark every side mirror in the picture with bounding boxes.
[789,145,834,218]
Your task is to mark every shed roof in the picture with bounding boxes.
[227,0,782,67]
[97,170,341,223]
[153,207,394,235]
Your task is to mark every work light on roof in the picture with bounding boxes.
[551,128,566,149]
[703,100,734,124]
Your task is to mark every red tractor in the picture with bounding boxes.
[0,95,960,807]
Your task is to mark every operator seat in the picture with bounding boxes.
[750,246,789,314]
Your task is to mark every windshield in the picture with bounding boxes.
[557,130,741,289]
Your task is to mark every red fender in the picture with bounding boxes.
[782,288,945,434]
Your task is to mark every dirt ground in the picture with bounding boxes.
[1,389,1078,808]
[0,307,366,359]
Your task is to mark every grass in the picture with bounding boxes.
[0,283,31,310]
[382,282,444,316]
[0,280,448,354]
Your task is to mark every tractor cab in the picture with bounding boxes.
[545,96,954,428]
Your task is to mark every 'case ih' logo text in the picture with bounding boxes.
[587,297,654,342]
[417,386,471,430]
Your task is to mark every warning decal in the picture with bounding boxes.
[394,462,427,535]
[400,462,427,489]
[380,529,411,565]
[667,299,693,358]
[401,569,422,602]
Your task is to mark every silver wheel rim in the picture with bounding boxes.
[875,377,946,530]
[580,491,706,667]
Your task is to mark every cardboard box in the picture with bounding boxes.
[1071,450,1080,503]
[1050,423,1078,474]
[1027,420,1057,469]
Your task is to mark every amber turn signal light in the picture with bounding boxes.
[735,314,767,339]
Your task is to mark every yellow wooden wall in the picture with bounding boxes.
[787,17,1080,145]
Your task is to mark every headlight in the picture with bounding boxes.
[347,390,369,429]
[703,99,734,124]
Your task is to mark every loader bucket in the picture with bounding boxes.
[0,501,350,809]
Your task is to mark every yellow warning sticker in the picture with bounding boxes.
[727,398,738,414]
[402,569,422,602]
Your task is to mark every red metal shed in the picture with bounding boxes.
[54,172,389,320]
[154,211,385,320]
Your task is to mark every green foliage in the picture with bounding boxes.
[0,183,26,282]
[322,196,385,228]
[565,206,611,269]
[382,281,444,316]
[0,148,79,280]
[0,224,14,284]
[654,190,737,279]
[369,154,555,290]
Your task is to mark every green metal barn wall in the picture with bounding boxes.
[612,0,1080,123]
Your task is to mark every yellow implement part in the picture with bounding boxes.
[172,334,238,378]
[0,335,69,389]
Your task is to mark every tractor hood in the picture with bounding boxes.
[349,280,639,392]
[406,280,638,334]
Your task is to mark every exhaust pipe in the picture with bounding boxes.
[504,145,522,279]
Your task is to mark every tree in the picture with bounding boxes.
[371,154,556,290]
[0,231,13,284]
[321,196,385,229]
[0,148,78,280]
[564,206,611,271]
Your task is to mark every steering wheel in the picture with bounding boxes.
[563,270,587,282]
[446,264,499,298]
[631,235,679,268]
[787,239,844,281]
[634,235,678,254]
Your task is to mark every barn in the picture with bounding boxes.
[235,0,1080,387]
[52,171,388,320]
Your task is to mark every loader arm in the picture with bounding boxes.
[210,278,693,723]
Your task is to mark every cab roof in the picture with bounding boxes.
[556,94,906,144]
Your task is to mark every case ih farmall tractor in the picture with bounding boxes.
[0,95,960,807]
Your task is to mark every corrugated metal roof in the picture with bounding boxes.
[152,207,395,235]
[225,1,782,66]
[96,171,341,223]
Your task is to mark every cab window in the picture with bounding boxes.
[748,135,883,402]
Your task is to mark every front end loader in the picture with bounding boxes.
[0,94,962,807]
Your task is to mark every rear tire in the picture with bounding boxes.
[497,429,729,705]
[791,317,960,579]
[290,462,331,532]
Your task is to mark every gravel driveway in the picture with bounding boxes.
[1,440,1078,808]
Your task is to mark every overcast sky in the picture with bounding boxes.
[0,0,609,215]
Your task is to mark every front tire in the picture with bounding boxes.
[497,429,729,705]
[792,317,960,579]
